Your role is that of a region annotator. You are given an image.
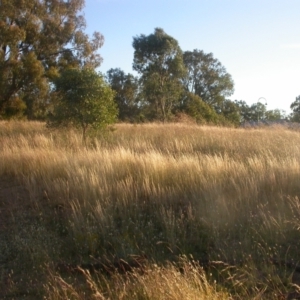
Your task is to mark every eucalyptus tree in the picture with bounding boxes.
[265,109,286,121]
[220,99,240,125]
[234,100,252,123]
[290,96,300,114]
[132,28,186,122]
[183,49,234,108]
[0,0,104,118]
[106,68,140,121]
[290,95,300,122]
[250,102,267,122]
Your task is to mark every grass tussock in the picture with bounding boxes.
[1,121,300,299]
[45,257,230,300]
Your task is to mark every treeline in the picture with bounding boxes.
[1,1,299,126]
[106,28,300,125]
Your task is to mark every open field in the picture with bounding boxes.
[1,121,300,299]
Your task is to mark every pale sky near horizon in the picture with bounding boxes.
[84,0,300,113]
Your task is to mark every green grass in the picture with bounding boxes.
[1,121,300,299]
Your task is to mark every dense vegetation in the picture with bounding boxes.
[1,1,299,125]
[1,1,300,298]
[0,0,104,119]
[1,121,300,299]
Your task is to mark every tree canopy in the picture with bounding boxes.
[0,0,104,118]
[1,8,291,127]
[264,109,286,122]
[47,68,118,141]
[290,96,300,122]
[132,28,186,121]
[183,50,234,107]
[106,68,140,121]
[290,96,300,114]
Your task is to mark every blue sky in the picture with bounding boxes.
[84,0,300,113]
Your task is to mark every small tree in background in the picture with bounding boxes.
[290,95,300,122]
[234,100,253,123]
[220,99,241,126]
[184,93,220,124]
[265,109,286,121]
[106,68,140,122]
[47,68,118,142]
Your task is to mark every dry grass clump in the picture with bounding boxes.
[1,121,300,299]
[45,258,230,300]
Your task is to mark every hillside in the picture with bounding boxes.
[1,121,300,299]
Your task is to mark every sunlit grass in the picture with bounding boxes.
[45,257,231,300]
[1,121,300,299]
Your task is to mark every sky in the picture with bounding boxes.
[84,0,300,113]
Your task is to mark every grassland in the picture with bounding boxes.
[1,121,300,299]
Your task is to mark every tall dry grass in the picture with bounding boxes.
[45,257,231,300]
[1,121,300,299]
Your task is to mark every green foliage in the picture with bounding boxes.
[184,93,220,124]
[249,102,267,122]
[0,96,27,120]
[290,95,300,122]
[47,68,118,141]
[133,28,186,122]
[235,100,279,123]
[106,68,140,122]
[0,0,104,119]
[290,112,300,123]
[234,100,254,123]
[265,109,286,121]
[183,50,234,107]
[220,99,241,126]
[290,95,300,113]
